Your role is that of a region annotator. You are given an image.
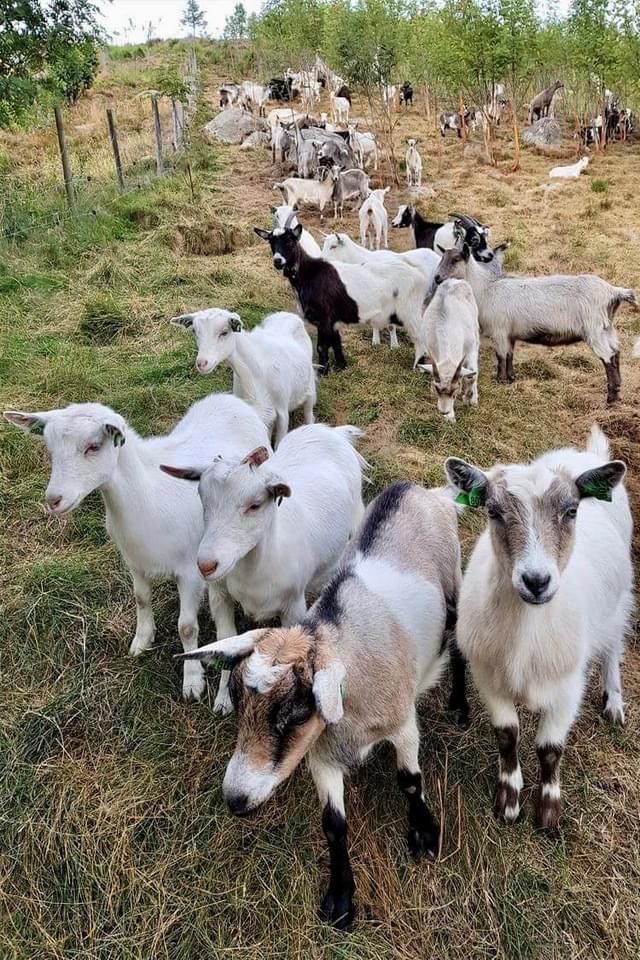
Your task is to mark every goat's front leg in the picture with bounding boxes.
[208,581,237,714]
[389,324,399,349]
[308,756,355,930]
[534,684,582,831]
[372,327,381,346]
[331,330,347,370]
[391,712,440,860]
[480,685,522,822]
[273,408,289,448]
[316,333,331,375]
[505,343,516,382]
[129,569,156,656]
[177,575,206,701]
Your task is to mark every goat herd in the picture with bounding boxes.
[4,62,639,933]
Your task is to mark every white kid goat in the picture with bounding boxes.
[4,396,270,706]
[171,308,316,447]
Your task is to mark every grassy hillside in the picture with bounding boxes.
[1,41,640,960]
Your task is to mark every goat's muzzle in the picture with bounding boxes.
[198,558,219,579]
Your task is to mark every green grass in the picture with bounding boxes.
[1,41,640,960]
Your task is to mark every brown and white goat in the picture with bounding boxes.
[180,481,468,928]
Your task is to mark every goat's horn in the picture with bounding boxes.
[449,212,478,228]
[284,210,296,229]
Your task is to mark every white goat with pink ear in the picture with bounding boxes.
[4,395,270,707]
[445,425,632,831]
[171,308,316,448]
[160,423,367,631]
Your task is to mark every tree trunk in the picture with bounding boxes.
[511,97,520,172]
[459,93,468,143]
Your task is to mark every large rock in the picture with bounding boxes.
[240,131,271,150]
[522,117,561,147]
[203,107,268,145]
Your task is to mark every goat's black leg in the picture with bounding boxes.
[534,743,563,831]
[506,344,516,382]
[602,356,620,404]
[496,352,508,382]
[442,596,470,726]
[316,333,331,376]
[332,330,347,371]
[392,713,440,861]
[319,803,355,929]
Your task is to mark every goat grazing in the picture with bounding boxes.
[170,308,316,447]
[405,138,423,188]
[528,80,563,124]
[4,396,271,706]
[274,169,337,221]
[445,425,632,829]
[331,166,370,219]
[359,187,390,250]
[417,279,480,421]
[162,425,366,638]
[179,480,468,927]
[549,156,589,179]
[255,223,426,371]
[435,235,638,403]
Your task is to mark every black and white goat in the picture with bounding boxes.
[392,206,492,260]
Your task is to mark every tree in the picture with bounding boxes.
[0,0,102,127]
[223,3,249,40]
[181,0,207,38]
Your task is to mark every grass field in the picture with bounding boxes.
[1,44,640,959]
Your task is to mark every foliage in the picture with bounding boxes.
[223,2,250,40]
[180,0,208,39]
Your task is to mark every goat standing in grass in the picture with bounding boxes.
[405,138,422,188]
[179,480,468,928]
[445,425,632,830]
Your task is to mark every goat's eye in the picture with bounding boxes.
[84,442,102,456]
[244,502,262,514]
[564,506,578,520]
[221,329,229,337]
[487,504,502,520]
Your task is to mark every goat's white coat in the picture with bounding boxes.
[272,205,321,258]
[405,139,423,188]
[274,172,336,219]
[358,188,389,250]
[549,156,589,178]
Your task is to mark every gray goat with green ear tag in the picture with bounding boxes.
[168,306,316,448]
[4,395,271,710]
[444,424,632,833]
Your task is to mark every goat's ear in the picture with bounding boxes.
[575,461,626,502]
[104,422,126,447]
[451,359,465,384]
[417,363,433,375]
[242,446,270,468]
[444,457,488,507]
[293,223,303,240]
[312,659,346,724]
[254,227,271,241]
[228,313,243,332]
[461,243,471,261]
[3,410,49,436]
[170,313,194,328]
[160,464,203,482]
[431,359,441,382]
[175,628,267,662]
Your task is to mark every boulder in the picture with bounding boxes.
[240,131,271,150]
[203,107,268,145]
[522,118,562,147]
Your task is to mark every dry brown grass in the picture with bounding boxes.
[1,46,640,960]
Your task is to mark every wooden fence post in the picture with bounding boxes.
[106,108,125,189]
[151,95,164,175]
[172,99,184,151]
[54,106,75,210]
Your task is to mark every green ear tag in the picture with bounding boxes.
[340,684,345,703]
[455,492,470,506]
[29,422,45,436]
[455,486,484,508]
[582,480,612,502]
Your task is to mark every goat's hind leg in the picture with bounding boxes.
[390,711,440,860]
[177,575,206,701]
[589,329,621,404]
[208,582,237,714]
[129,570,156,656]
[600,607,627,725]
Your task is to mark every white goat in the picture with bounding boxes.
[171,308,316,447]
[330,92,350,125]
[274,170,337,221]
[162,425,366,629]
[4,396,270,706]
[445,425,632,830]
[179,480,467,928]
[417,279,479,421]
[405,138,422,188]
[359,187,389,250]
[240,81,269,116]
[347,124,378,170]
[272,204,321,257]
[549,156,590,178]
[435,242,637,403]
[267,107,306,134]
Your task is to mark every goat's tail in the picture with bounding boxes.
[610,287,639,319]
[586,423,610,460]
[335,425,371,478]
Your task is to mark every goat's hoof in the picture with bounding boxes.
[213,687,234,715]
[448,698,471,728]
[318,890,355,929]
[534,795,561,833]
[493,784,521,823]
[182,665,205,702]
[407,821,439,861]
[602,691,625,726]
[129,634,154,657]
[334,361,347,372]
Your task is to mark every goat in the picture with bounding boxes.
[330,92,350,125]
[271,204,321,257]
[274,168,337,221]
[4,396,270,707]
[549,156,589,179]
[240,81,270,116]
[400,81,413,106]
[445,425,631,830]
[359,187,389,250]
[271,120,293,163]
[267,107,306,134]
[405,138,423,188]
[435,236,638,403]
[296,137,321,179]
[179,480,469,927]
[528,80,564,124]
[347,124,378,170]
[382,84,398,108]
[392,204,491,257]
[254,223,426,372]
[331,166,370,219]
[170,309,316,448]
[162,425,366,636]
[219,83,241,109]
[440,110,472,137]
[417,279,479,421]
[317,136,357,172]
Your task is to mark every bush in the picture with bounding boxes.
[591,179,608,193]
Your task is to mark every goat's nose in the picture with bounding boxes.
[522,572,551,598]
[226,792,250,817]
[196,358,209,373]
[198,558,218,579]
[46,494,63,512]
